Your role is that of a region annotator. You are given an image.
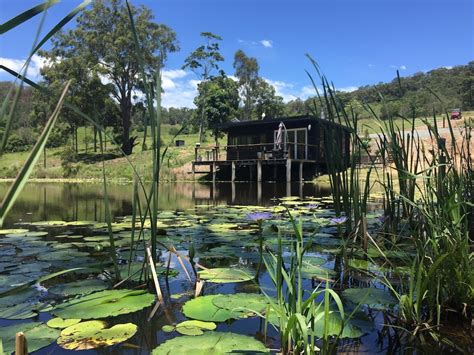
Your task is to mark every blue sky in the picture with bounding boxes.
[1,0,473,107]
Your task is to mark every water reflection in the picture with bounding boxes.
[0,181,331,228]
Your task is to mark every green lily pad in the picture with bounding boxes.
[47,317,81,329]
[0,229,29,235]
[0,302,37,319]
[212,293,270,315]
[198,268,254,283]
[161,325,175,332]
[57,320,137,350]
[48,279,108,297]
[342,287,397,310]
[175,320,216,335]
[52,289,155,319]
[182,295,240,322]
[152,331,269,354]
[0,322,60,354]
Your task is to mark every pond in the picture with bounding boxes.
[0,182,468,353]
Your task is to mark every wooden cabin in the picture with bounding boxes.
[192,115,350,182]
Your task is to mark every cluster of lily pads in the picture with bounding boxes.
[0,195,408,353]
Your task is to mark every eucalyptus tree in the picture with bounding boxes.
[183,32,224,143]
[40,0,179,155]
[233,50,259,120]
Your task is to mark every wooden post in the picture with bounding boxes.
[212,162,216,183]
[257,160,262,182]
[299,162,303,182]
[286,159,292,182]
[231,161,236,182]
[231,182,236,203]
[257,181,262,204]
[192,163,195,181]
[15,332,27,355]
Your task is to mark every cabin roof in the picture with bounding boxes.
[218,115,351,132]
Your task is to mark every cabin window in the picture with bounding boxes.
[274,128,307,159]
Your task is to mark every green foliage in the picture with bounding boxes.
[233,49,259,119]
[40,0,179,154]
[194,73,239,143]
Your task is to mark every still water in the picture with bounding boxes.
[0,181,331,228]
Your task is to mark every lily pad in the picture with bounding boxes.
[212,293,270,315]
[0,229,29,235]
[152,331,269,354]
[52,289,155,319]
[48,279,108,297]
[0,322,60,354]
[47,317,81,329]
[57,320,137,350]
[342,287,397,310]
[198,268,254,283]
[182,295,240,322]
[175,320,216,336]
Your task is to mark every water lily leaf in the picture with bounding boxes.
[212,293,270,315]
[0,228,29,235]
[57,320,137,350]
[198,268,254,283]
[52,289,155,319]
[0,322,60,354]
[152,331,269,354]
[32,220,66,226]
[161,325,175,332]
[182,295,240,322]
[0,302,37,319]
[342,288,397,310]
[175,320,216,335]
[48,279,108,297]
[47,317,81,329]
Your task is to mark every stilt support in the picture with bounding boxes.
[286,159,292,182]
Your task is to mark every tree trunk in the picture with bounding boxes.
[93,126,97,152]
[121,98,133,155]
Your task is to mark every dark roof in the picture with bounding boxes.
[218,115,350,132]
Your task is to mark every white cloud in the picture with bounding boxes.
[260,39,273,48]
[0,54,47,81]
[443,66,453,70]
[390,64,407,71]
[338,86,358,93]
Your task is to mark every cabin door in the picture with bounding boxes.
[274,128,307,159]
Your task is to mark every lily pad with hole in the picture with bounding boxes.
[0,322,60,354]
[57,320,137,350]
[52,289,155,319]
[152,331,269,354]
[47,317,82,329]
[182,295,241,322]
[198,268,254,283]
[342,287,397,310]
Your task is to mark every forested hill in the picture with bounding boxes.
[332,61,473,119]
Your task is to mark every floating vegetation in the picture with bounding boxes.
[57,320,137,350]
[151,331,269,354]
[197,267,254,283]
[52,289,155,319]
[0,322,60,354]
[162,320,217,336]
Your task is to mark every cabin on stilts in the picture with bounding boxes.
[192,115,350,182]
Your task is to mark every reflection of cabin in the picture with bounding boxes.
[192,115,350,182]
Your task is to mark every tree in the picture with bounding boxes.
[233,50,259,120]
[285,98,309,116]
[253,78,285,119]
[40,0,179,154]
[183,32,224,143]
[194,72,239,145]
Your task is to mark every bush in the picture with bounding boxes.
[60,146,79,177]
[3,132,33,152]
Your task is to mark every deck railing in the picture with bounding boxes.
[193,143,319,162]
